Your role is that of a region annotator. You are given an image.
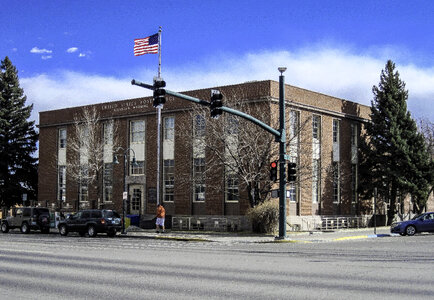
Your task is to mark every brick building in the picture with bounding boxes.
[38,80,376,230]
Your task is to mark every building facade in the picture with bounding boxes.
[38,80,376,230]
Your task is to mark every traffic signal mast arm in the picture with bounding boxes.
[131,79,281,139]
[133,71,288,239]
[131,79,154,90]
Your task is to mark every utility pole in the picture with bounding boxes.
[278,67,287,239]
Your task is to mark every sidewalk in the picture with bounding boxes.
[123,226,394,243]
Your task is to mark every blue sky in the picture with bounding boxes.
[2,0,434,122]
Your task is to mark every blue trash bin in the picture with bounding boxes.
[127,214,140,227]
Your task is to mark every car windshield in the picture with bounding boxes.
[104,210,120,218]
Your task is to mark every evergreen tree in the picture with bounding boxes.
[359,60,432,223]
[0,56,38,208]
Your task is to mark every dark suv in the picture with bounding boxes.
[1,207,51,234]
[58,209,122,237]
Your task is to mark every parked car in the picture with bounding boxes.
[58,209,122,237]
[1,207,51,234]
[390,212,434,236]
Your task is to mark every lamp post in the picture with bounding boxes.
[278,67,287,239]
[113,147,138,234]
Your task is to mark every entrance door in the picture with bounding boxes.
[129,185,143,215]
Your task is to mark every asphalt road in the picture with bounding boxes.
[0,231,433,299]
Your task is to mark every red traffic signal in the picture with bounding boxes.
[270,161,278,182]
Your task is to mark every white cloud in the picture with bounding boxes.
[67,47,78,53]
[21,46,434,125]
[79,53,86,57]
[21,71,153,124]
[30,47,52,54]
[41,55,52,60]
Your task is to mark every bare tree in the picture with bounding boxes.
[417,117,434,205]
[67,106,119,208]
[418,118,434,161]
[176,86,310,207]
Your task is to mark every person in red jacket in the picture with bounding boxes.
[156,204,166,233]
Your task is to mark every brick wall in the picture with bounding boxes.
[38,80,372,220]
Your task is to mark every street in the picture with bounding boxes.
[0,232,433,299]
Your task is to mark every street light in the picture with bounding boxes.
[113,147,138,234]
[278,66,287,239]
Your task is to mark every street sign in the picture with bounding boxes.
[123,192,128,201]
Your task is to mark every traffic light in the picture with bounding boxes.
[210,90,223,119]
[153,77,166,107]
[288,162,297,182]
[270,161,278,182]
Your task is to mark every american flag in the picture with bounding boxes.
[134,33,159,56]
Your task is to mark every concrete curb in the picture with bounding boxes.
[331,233,392,242]
[121,226,394,243]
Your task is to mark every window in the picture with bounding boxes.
[193,158,205,201]
[333,162,340,203]
[289,110,300,158]
[59,128,67,148]
[91,211,102,218]
[226,172,239,202]
[58,166,66,202]
[131,188,141,212]
[164,117,174,140]
[80,185,88,203]
[288,183,297,202]
[351,124,358,146]
[81,211,90,219]
[79,166,88,203]
[103,163,113,202]
[226,115,239,135]
[312,115,320,140]
[193,115,206,202]
[131,160,145,175]
[194,115,206,138]
[333,119,340,143]
[23,208,31,217]
[103,121,113,145]
[290,110,300,138]
[351,164,357,204]
[130,120,145,143]
[163,159,175,202]
[312,159,320,203]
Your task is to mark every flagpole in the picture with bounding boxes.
[158,26,162,77]
[156,26,162,206]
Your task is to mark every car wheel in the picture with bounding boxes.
[107,229,116,237]
[1,222,9,233]
[87,225,97,237]
[405,225,416,236]
[59,224,68,236]
[21,223,30,234]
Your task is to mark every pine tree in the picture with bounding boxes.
[0,56,38,208]
[359,60,432,223]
